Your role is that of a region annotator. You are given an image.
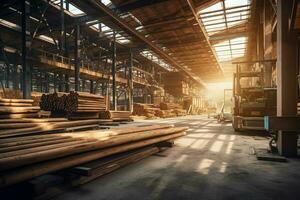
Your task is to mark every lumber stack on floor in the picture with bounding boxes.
[133,103,160,119]
[40,92,106,120]
[99,111,132,121]
[133,103,187,119]
[160,102,183,110]
[0,98,40,119]
[0,119,106,138]
[0,124,187,188]
[40,92,67,113]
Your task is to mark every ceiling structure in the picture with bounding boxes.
[107,0,254,82]
[1,0,255,85]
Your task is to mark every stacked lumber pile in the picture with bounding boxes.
[133,103,160,119]
[0,124,187,188]
[155,109,177,118]
[31,92,43,106]
[40,92,67,113]
[173,109,187,116]
[99,111,132,121]
[160,102,183,110]
[40,92,106,120]
[0,119,104,138]
[0,98,40,119]
[0,89,22,99]
[298,102,300,115]
[66,92,106,120]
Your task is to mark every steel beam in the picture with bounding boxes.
[21,0,31,99]
[69,0,206,87]
[114,0,170,12]
[276,0,298,156]
[112,30,117,110]
[128,49,134,112]
[74,24,81,91]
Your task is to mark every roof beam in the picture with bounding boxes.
[114,0,170,12]
[186,0,224,76]
[69,0,206,87]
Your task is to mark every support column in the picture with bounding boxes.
[65,74,69,92]
[263,0,273,87]
[44,73,49,93]
[112,30,117,110]
[74,25,80,91]
[276,0,298,156]
[128,49,134,112]
[53,73,57,92]
[90,80,94,94]
[21,0,31,99]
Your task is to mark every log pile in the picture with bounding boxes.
[40,92,106,120]
[99,111,132,121]
[40,92,67,113]
[0,98,40,119]
[0,124,187,188]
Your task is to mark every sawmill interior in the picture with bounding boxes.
[0,0,300,199]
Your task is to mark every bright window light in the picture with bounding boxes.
[198,0,251,61]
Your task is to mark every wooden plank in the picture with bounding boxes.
[0,131,185,188]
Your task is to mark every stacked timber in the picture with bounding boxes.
[298,102,300,115]
[40,92,67,113]
[0,98,40,119]
[40,92,106,119]
[173,109,187,116]
[0,124,187,188]
[155,109,177,118]
[0,119,105,138]
[133,103,160,119]
[31,92,43,106]
[65,92,106,120]
[160,102,183,110]
[99,111,132,121]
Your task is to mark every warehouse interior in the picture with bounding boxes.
[0,0,300,199]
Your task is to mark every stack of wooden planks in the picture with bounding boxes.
[160,102,183,110]
[0,98,40,119]
[133,103,160,119]
[40,92,106,120]
[155,109,177,118]
[99,111,132,121]
[133,103,187,119]
[173,109,187,116]
[40,92,67,113]
[0,124,187,188]
[298,102,300,115]
[0,119,106,138]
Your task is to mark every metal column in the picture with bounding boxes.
[90,80,94,93]
[128,49,134,112]
[74,25,80,91]
[21,0,31,99]
[59,0,65,92]
[112,31,117,110]
[276,0,298,156]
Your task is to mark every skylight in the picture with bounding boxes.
[198,0,251,62]
[141,50,172,71]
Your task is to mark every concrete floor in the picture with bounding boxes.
[54,116,300,200]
